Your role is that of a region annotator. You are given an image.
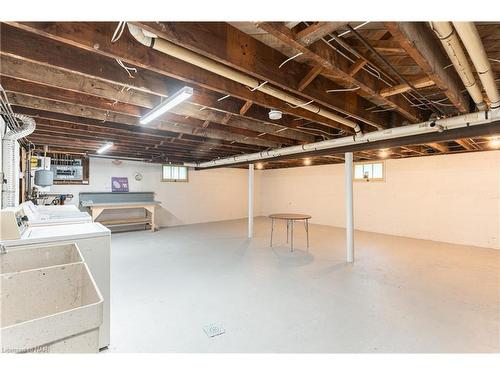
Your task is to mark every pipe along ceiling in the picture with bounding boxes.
[127,23,500,168]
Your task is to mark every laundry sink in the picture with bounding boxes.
[0,243,83,274]
[1,262,103,353]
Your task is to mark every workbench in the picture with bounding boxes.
[80,192,161,232]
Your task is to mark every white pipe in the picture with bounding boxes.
[429,22,486,111]
[345,152,354,263]
[453,22,500,109]
[127,24,364,134]
[190,109,499,168]
[248,163,254,238]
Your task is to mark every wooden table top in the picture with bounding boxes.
[268,213,312,220]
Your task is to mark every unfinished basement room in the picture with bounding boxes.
[0,2,499,373]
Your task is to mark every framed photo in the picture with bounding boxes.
[111,177,129,192]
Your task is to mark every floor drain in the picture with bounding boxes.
[203,323,225,338]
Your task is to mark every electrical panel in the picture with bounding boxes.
[49,157,84,181]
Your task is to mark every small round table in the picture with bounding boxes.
[268,213,312,252]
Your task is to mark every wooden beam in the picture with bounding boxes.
[455,138,475,151]
[348,58,367,77]
[384,22,469,113]
[130,21,393,130]
[0,23,309,136]
[426,142,449,153]
[7,92,281,148]
[14,106,263,153]
[239,100,253,115]
[294,22,347,46]
[0,57,309,144]
[255,22,423,123]
[380,77,435,97]
[5,22,360,133]
[297,65,323,91]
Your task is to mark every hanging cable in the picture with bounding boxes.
[278,52,304,68]
[346,25,445,116]
[326,85,360,93]
[286,99,315,109]
[115,58,137,79]
[111,21,127,43]
[247,81,268,92]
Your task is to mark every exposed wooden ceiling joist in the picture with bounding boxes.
[254,22,424,123]
[4,22,357,133]
[384,22,470,113]
[294,22,348,46]
[131,21,395,130]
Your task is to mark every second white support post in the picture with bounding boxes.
[345,152,354,262]
[248,163,254,238]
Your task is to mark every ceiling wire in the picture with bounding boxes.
[315,23,442,112]
[345,25,445,116]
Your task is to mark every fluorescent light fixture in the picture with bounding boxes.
[97,142,114,154]
[140,86,193,125]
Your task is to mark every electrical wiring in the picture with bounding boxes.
[115,58,137,78]
[278,52,304,68]
[286,99,314,109]
[111,21,127,43]
[326,85,360,93]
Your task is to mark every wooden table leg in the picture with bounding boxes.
[91,207,104,222]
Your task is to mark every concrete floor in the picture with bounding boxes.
[108,217,499,353]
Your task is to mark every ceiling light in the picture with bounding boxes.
[303,158,312,166]
[140,86,193,125]
[489,137,500,149]
[97,142,114,154]
[379,149,390,158]
[268,109,283,120]
[256,163,264,170]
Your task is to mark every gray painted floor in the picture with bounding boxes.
[108,218,499,353]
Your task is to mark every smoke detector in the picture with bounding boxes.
[268,109,283,120]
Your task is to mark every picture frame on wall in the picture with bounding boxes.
[111,177,129,192]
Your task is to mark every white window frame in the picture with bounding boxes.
[353,161,385,182]
[162,164,189,182]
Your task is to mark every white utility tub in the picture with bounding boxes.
[1,244,103,353]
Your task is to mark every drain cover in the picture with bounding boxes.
[203,323,225,338]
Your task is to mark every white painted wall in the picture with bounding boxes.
[258,151,500,249]
[50,158,250,227]
[49,151,500,249]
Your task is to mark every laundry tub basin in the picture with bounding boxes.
[1,262,103,353]
[0,243,83,274]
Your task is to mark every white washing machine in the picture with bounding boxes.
[20,201,92,226]
[0,217,111,350]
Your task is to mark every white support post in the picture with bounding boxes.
[248,163,254,238]
[345,152,354,262]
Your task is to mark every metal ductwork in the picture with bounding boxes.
[127,23,364,135]
[429,22,487,111]
[1,113,36,208]
[452,22,500,109]
[187,109,500,168]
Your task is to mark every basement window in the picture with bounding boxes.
[162,165,188,182]
[354,161,384,182]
